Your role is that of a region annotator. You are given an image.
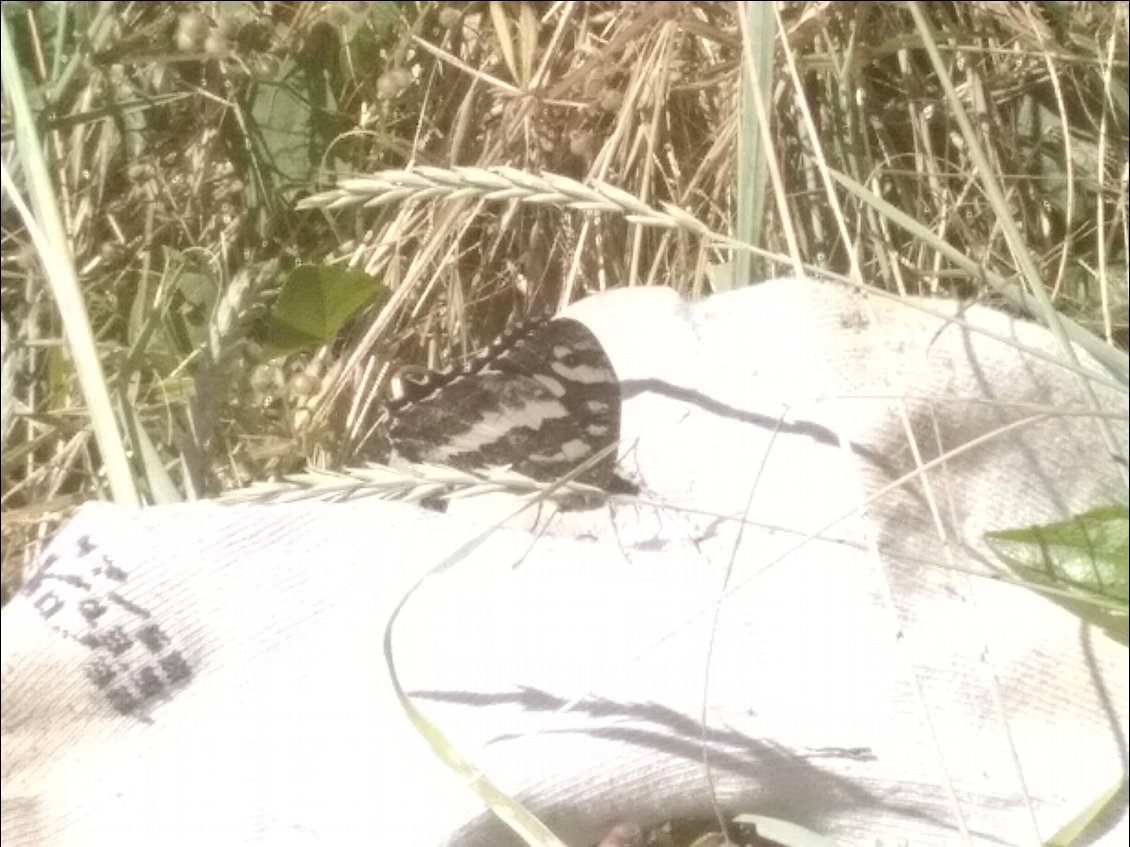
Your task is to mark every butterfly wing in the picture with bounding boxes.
[383,318,620,487]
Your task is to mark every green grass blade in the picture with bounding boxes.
[1,15,139,506]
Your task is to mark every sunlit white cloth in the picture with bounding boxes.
[3,278,1126,846]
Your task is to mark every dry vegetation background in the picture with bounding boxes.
[1,1,1128,598]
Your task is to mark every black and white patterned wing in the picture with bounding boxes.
[379,318,620,488]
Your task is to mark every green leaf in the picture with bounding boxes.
[246,56,327,201]
[984,505,1130,609]
[337,1,399,45]
[259,264,386,357]
[1042,773,1129,847]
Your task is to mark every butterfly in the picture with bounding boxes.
[368,317,622,489]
